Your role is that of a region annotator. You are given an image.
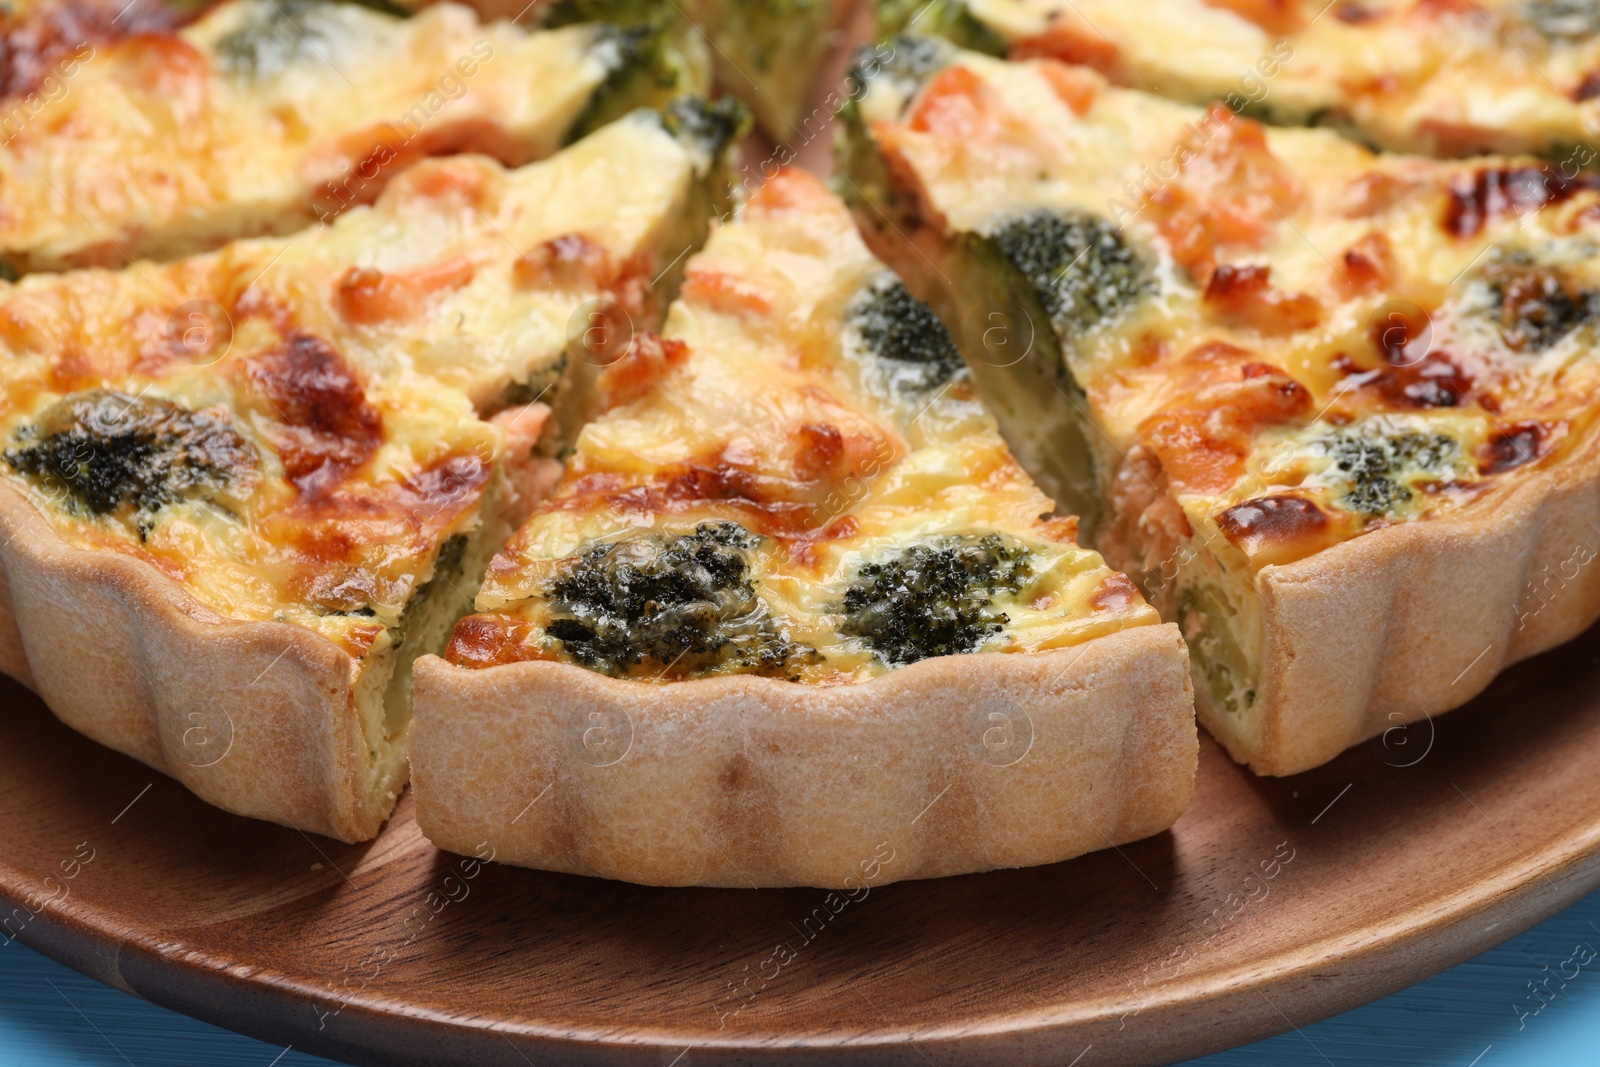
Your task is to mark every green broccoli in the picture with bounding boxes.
[1519,0,1600,40]
[544,521,811,677]
[847,34,952,100]
[846,275,967,395]
[658,95,750,161]
[1321,428,1458,517]
[986,210,1149,343]
[4,389,258,539]
[840,534,1034,666]
[1480,254,1600,351]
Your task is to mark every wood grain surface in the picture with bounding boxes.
[1,619,1597,1067]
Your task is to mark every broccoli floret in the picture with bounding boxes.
[544,521,811,678]
[3,389,258,538]
[1390,431,1457,470]
[845,274,966,395]
[1519,0,1600,39]
[593,23,665,79]
[1322,428,1457,517]
[840,534,1034,667]
[1328,436,1408,515]
[1480,256,1600,351]
[658,95,749,160]
[566,17,725,145]
[215,0,354,78]
[563,0,827,74]
[848,34,951,99]
[340,0,409,13]
[987,210,1148,342]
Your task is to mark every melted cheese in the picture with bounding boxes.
[453,169,1159,683]
[857,47,1600,571]
[0,113,718,655]
[0,0,694,271]
[851,40,1600,720]
[896,0,1600,157]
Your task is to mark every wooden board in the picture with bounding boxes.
[2,620,1597,1067]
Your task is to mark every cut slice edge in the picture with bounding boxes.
[412,622,1195,887]
[0,0,711,273]
[837,37,1600,774]
[408,169,1196,886]
[0,101,745,840]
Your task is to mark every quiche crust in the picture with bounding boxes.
[410,622,1195,888]
[1236,441,1600,775]
[840,40,1600,777]
[407,170,1198,886]
[0,481,392,841]
[0,107,742,840]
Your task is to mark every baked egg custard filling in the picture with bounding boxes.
[0,0,709,272]
[0,107,741,795]
[878,0,1600,159]
[841,39,1600,760]
[446,169,1161,683]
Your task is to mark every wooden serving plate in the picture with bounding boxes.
[3,619,1598,1067]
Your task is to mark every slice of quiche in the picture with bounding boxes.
[878,0,1600,159]
[0,0,708,273]
[410,169,1195,888]
[0,106,740,841]
[396,0,859,141]
[841,39,1600,774]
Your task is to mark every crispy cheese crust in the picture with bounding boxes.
[0,0,707,272]
[0,112,734,839]
[411,170,1195,885]
[842,41,1600,773]
[881,0,1600,158]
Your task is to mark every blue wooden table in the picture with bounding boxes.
[4,886,1599,1066]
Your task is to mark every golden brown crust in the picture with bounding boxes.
[410,623,1197,888]
[0,484,391,842]
[1210,448,1600,775]
[840,78,1600,779]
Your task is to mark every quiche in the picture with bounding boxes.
[0,106,740,841]
[410,169,1196,888]
[879,0,1600,159]
[396,0,860,140]
[840,38,1600,774]
[0,0,708,272]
